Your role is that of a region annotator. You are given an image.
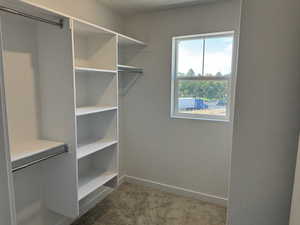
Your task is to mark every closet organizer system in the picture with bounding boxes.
[0,1,145,225]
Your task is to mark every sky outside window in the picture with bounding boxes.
[176,38,203,76]
[176,36,233,77]
[204,36,233,76]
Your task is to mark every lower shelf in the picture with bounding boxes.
[78,170,118,200]
[11,140,67,171]
[79,186,114,215]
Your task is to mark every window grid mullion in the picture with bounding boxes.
[202,38,205,76]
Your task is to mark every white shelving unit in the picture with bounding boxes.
[0,1,146,224]
[72,18,119,206]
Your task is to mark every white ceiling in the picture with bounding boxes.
[98,0,222,15]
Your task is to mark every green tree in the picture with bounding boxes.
[178,80,228,101]
[186,68,196,77]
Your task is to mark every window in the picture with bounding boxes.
[171,31,235,121]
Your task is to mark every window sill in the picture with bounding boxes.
[170,114,230,122]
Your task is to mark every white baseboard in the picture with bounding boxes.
[124,175,228,207]
[118,174,127,185]
[55,217,70,225]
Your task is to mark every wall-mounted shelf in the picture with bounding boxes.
[11,140,67,172]
[77,139,118,159]
[76,106,117,116]
[117,32,145,96]
[75,67,117,74]
[118,34,146,47]
[73,18,115,37]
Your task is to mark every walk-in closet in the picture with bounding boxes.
[2,0,300,225]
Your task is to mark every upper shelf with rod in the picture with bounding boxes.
[0,1,71,175]
[11,140,68,172]
[19,0,147,47]
[0,0,66,28]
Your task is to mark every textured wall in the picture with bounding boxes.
[122,0,241,200]
[228,0,300,224]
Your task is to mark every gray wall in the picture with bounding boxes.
[122,0,241,199]
[228,0,300,224]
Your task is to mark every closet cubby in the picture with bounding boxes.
[1,14,63,168]
[73,19,117,71]
[78,145,118,200]
[76,110,117,158]
[0,11,78,223]
[118,34,145,68]
[75,70,118,116]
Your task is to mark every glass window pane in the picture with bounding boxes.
[177,80,229,116]
[176,38,203,77]
[203,36,233,77]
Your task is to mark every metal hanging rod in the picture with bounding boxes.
[0,5,63,28]
[118,70,143,74]
[12,144,68,173]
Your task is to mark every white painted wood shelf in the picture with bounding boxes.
[11,140,67,171]
[75,67,117,74]
[78,170,118,200]
[118,34,146,47]
[77,139,118,159]
[76,106,118,116]
[118,64,143,73]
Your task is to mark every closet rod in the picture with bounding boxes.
[0,5,63,28]
[12,145,68,173]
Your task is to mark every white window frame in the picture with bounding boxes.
[170,31,237,122]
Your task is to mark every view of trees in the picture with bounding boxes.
[178,69,229,101]
[178,68,228,77]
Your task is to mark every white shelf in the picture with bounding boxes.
[75,67,117,74]
[76,106,118,116]
[77,138,118,159]
[11,140,67,170]
[118,34,146,47]
[118,64,143,73]
[78,170,118,200]
[73,18,116,36]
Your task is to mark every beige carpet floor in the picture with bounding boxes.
[72,182,226,225]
